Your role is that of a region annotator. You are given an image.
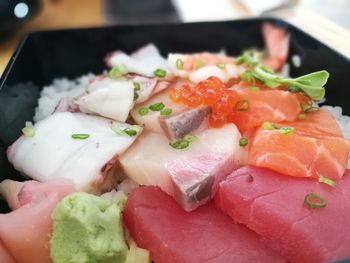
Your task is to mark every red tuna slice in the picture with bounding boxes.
[123,186,285,263]
[215,166,350,263]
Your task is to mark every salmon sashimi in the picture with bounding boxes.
[0,240,16,263]
[230,82,310,133]
[261,22,290,72]
[248,109,350,180]
[124,186,285,263]
[215,166,350,263]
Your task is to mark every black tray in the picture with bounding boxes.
[0,19,349,262]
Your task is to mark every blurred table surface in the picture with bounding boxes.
[0,0,349,77]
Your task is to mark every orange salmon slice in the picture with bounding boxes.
[248,109,350,180]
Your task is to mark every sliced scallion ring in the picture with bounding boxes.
[318,176,336,188]
[235,100,250,111]
[71,134,90,139]
[262,121,277,130]
[304,193,327,209]
[149,102,165,111]
[176,59,184,70]
[138,107,149,116]
[278,127,295,135]
[239,137,248,147]
[108,64,127,79]
[153,68,167,78]
[22,121,35,138]
[169,139,189,149]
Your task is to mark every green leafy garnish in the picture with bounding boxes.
[149,102,165,111]
[108,64,128,79]
[236,52,329,101]
[71,134,90,139]
[153,68,167,78]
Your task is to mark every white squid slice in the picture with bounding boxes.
[76,78,134,122]
[106,44,169,78]
[7,112,142,194]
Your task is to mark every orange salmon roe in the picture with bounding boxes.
[169,77,239,127]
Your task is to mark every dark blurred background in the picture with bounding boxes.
[0,0,349,75]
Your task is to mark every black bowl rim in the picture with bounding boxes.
[1,17,349,89]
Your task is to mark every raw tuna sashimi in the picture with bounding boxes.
[119,124,244,211]
[230,82,309,133]
[124,186,285,263]
[215,166,350,263]
[248,109,350,179]
[7,112,141,194]
[0,180,76,263]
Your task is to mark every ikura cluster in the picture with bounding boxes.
[169,77,244,127]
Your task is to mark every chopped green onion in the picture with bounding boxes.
[169,139,189,149]
[183,134,198,142]
[297,113,307,120]
[239,137,248,147]
[301,104,319,113]
[278,127,295,135]
[72,134,90,140]
[216,63,226,69]
[149,102,165,111]
[123,128,138,137]
[108,64,127,79]
[249,86,260,92]
[262,121,278,130]
[133,82,141,91]
[160,108,173,116]
[22,122,35,138]
[235,100,250,111]
[138,107,149,116]
[111,123,141,137]
[176,59,184,70]
[153,68,167,78]
[194,59,205,69]
[133,82,141,101]
[304,193,327,209]
[318,176,336,188]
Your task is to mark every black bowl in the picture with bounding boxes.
[0,20,349,262]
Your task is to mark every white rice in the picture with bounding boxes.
[33,74,94,122]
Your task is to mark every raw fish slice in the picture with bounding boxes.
[0,194,61,263]
[248,109,350,179]
[7,112,141,194]
[131,87,187,134]
[0,179,76,210]
[261,22,290,72]
[124,186,285,263]
[106,44,170,78]
[0,240,16,263]
[119,124,244,211]
[215,166,350,263]
[230,82,309,133]
[76,78,134,122]
[168,53,244,83]
[159,106,210,140]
